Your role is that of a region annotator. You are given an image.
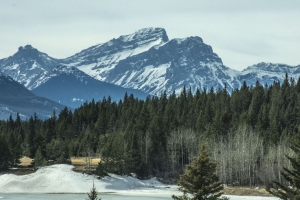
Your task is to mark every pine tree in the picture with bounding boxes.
[172,142,228,200]
[267,137,300,199]
[86,182,101,200]
[34,146,46,168]
[0,135,11,170]
[8,131,22,166]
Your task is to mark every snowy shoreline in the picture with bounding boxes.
[0,164,179,195]
[0,164,279,199]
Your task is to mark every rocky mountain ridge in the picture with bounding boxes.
[1,27,299,103]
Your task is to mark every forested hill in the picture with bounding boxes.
[1,75,300,187]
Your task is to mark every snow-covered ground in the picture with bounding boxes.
[0,164,279,200]
[0,164,178,195]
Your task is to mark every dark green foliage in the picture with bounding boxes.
[172,143,225,200]
[8,131,22,166]
[267,137,300,199]
[25,116,36,157]
[0,135,11,170]
[34,146,46,168]
[95,160,108,178]
[86,182,101,200]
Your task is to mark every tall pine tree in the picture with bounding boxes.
[172,142,228,200]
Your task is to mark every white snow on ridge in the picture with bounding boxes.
[77,63,98,79]
[10,64,19,70]
[29,61,38,70]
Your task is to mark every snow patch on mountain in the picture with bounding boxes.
[115,63,171,94]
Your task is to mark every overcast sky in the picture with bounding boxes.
[1,0,299,71]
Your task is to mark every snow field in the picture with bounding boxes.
[0,164,279,199]
[0,164,178,195]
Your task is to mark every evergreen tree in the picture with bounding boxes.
[34,146,46,168]
[0,135,11,170]
[25,116,36,157]
[172,143,227,200]
[95,160,108,178]
[86,182,101,200]
[267,137,300,199]
[8,131,22,166]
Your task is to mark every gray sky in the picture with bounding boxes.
[1,0,299,71]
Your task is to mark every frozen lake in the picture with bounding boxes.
[0,193,279,200]
[0,193,169,200]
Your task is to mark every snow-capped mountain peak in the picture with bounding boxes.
[238,62,300,88]
[62,27,169,81]
[104,35,236,95]
[0,45,60,89]
[120,27,168,43]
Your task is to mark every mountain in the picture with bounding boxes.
[0,73,65,120]
[66,28,300,94]
[31,66,149,108]
[105,36,239,95]
[239,62,300,86]
[0,45,149,108]
[63,28,239,94]
[0,45,60,90]
[1,27,300,103]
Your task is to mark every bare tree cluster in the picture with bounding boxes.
[211,125,294,187]
[166,125,294,187]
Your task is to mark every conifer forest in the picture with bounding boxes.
[1,75,300,188]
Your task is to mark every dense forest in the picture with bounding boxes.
[1,74,300,188]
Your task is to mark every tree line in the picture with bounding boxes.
[0,74,300,187]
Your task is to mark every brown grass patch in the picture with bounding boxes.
[71,157,100,173]
[18,157,33,167]
[70,157,100,166]
[222,186,272,196]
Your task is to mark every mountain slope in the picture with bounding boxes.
[0,73,65,120]
[32,66,149,108]
[0,45,149,109]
